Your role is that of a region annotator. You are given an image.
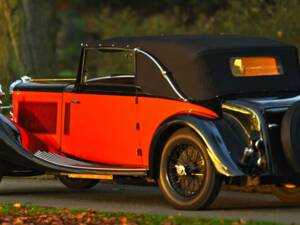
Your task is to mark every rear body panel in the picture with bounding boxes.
[12,91,63,153]
[137,97,218,166]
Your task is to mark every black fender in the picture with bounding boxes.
[0,116,45,171]
[0,116,44,176]
[0,114,20,138]
[149,114,244,178]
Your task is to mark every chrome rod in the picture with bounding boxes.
[0,106,12,110]
[31,78,76,83]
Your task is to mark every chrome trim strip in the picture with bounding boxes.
[134,48,188,102]
[11,76,74,86]
[268,123,279,129]
[87,75,134,82]
[34,151,148,173]
[248,95,300,105]
[265,107,288,113]
[0,106,12,110]
[222,103,262,133]
[9,76,32,94]
[134,48,167,76]
[31,78,76,83]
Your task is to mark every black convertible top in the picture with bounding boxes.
[100,35,300,101]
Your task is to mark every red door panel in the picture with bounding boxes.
[61,92,141,166]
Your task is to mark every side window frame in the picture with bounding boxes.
[76,46,137,92]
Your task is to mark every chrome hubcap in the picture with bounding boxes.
[175,164,187,176]
[167,143,206,197]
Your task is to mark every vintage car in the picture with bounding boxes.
[1,35,300,210]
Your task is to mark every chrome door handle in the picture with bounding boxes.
[71,98,80,104]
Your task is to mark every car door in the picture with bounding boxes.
[61,48,142,166]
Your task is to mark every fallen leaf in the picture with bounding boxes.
[119,216,128,224]
[13,203,22,209]
[239,218,247,224]
[12,217,23,225]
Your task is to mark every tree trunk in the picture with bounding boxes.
[0,0,58,81]
[0,0,20,88]
[21,0,58,76]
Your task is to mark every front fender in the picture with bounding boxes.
[150,115,244,177]
[0,116,41,169]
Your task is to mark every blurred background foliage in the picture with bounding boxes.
[0,0,300,91]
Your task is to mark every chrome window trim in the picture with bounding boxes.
[80,47,136,86]
[134,48,188,102]
[86,75,134,82]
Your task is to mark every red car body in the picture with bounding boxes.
[12,91,216,166]
[2,35,300,209]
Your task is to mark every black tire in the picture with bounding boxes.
[281,101,300,176]
[272,185,300,203]
[158,128,222,210]
[57,175,99,190]
[0,160,4,182]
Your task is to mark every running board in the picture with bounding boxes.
[34,151,147,176]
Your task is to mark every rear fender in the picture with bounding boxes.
[149,114,244,177]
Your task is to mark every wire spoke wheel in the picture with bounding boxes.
[159,128,222,210]
[167,143,206,198]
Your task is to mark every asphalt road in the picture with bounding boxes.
[0,178,299,224]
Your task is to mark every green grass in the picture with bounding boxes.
[0,203,284,225]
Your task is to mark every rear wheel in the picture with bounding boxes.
[57,175,99,190]
[158,128,222,210]
[272,185,300,203]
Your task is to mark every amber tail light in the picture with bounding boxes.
[231,57,282,77]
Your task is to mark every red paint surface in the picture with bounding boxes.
[18,102,58,134]
[137,97,217,166]
[12,91,63,153]
[61,93,141,166]
[12,91,218,167]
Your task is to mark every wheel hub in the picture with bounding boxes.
[175,164,187,176]
[167,143,206,197]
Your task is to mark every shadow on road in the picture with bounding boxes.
[1,178,299,211]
